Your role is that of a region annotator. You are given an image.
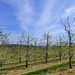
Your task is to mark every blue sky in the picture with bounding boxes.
[0,0,75,43]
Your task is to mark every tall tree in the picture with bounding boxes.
[61,17,75,69]
[33,39,37,61]
[57,36,62,61]
[43,33,52,63]
[17,40,22,63]
[0,28,10,66]
[21,31,34,68]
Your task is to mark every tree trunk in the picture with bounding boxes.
[34,57,36,61]
[0,63,2,66]
[34,42,36,61]
[34,55,36,61]
[26,36,29,68]
[26,49,28,68]
[26,58,28,68]
[19,57,21,63]
[69,56,72,69]
[59,52,61,61]
[45,34,48,63]
[46,51,48,63]
[0,59,5,67]
[69,32,72,69]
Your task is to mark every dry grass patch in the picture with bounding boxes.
[7,59,68,75]
[46,64,75,75]
[0,58,58,70]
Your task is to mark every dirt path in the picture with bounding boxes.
[7,60,68,75]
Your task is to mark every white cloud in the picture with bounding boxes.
[3,0,71,42]
[3,0,34,31]
[5,0,57,30]
[36,0,56,28]
[45,25,59,31]
[14,0,57,32]
[15,0,35,31]
[51,29,65,35]
[62,6,75,18]
[13,0,58,35]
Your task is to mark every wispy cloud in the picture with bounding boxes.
[36,0,56,28]
[3,0,65,38]
[16,0,35,30]
[15,0,57,32]
[13,0,58,33]
[62,6,75,18]
[2,0,75,43]
[3,0,34,31]
[51,29,65,35]
[44,25,59,33]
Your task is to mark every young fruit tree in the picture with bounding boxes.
[43,33,52,63]
[61,17,75,69]
[56,42,61,61]
[57,35,64,61]
[17,40,22,63]
[21,31,34,68]
[0,28,10,66]
[33,39,37,61]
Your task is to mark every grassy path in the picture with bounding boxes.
[7,59,69,75]
[0,58,58,69]
[22,60,75,75]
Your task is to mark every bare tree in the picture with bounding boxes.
[43,33,52,63]
[33,39,37,61]
[0,28,10,66]
[21,31,34,68]
[17,40,22,63]
[57,36,62,61]
[61,17,75,69]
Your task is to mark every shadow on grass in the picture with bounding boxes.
[22,61,75,75]
[0,59,59,71]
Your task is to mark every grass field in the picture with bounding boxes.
[22,60,75,75]
[0,58,75,75]
[0,58,59,75]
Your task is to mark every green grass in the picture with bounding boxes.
[3,58,45,66]
[0,58,59,71]
[22,61,75,75]
[0,64,26,70]
[30,58,59,65]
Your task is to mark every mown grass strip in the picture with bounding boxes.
[22,61,75,75]
[3,59,33,66]
[31,58,59,65]
[0,65,26,70]
[0,58,59,71]
[3,58,45,66]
